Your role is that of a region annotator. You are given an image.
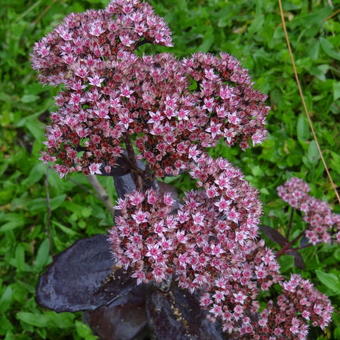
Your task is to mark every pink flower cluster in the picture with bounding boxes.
[32,0,269,177]
[254,274,333,340]
[39,53,186,176]
[109,156,283,335]
[199,239,282,337]
[137,53,270,176]
[32,0,172,86]
[278,177,340,244]
[109,155,263,281]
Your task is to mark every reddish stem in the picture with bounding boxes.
[276,230,305,257]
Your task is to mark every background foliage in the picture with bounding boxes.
[0,0,339,339]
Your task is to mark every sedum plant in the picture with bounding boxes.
[32,1,338,339]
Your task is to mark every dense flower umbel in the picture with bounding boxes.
[39,53,187,176]
[185,156,282,336]
[33,0,269,177]
[137,53,270,176]
[254,274,333,340]
[33,0,172,176]
[31,0,172,85]
[108,158,333,337]
[278,177,340,244]
[109,156,264,284]
[183,53,269,150]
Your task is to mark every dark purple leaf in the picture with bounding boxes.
[84,286,150,340]
[36,234,137,312]
[112,157,147,193]
[113,173,137,199]
[300,235,310,247]
[146,285,228,340]
[146,289,190,340]
[101,156,131,177]
[260,225,288,247]
[113,171,179,211]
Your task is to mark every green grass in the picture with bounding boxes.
[1,0,339,339]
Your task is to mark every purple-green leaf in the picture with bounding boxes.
[260,225,288,247]
[36,234,137,312]
[84,286,149,340]
[146,286,228,340]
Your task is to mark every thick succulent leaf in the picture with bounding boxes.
[103,282,150,308]
[113,172,137,199]
[260,225,288,247]
[101,156,131,176]
[146,290,184,340]
[36,234,137,312]
[300,235,310,247]
[113,170,179,206]
[84,303,148,340]
[146,285,228,340]
[84,286,149,340]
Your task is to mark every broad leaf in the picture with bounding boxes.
[316,270,340,293]
[113,173,137,199]
[101,156,131,177]
[36,234,137,312]
[296,114,310,141]
[146,285,227,340]
[84,285,150,340]
[260,225,288,247]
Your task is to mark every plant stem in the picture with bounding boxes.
[44,169,54,252]
[124,135,137,167]
[278,0,340,205]
[87,175,115,217]
[276,230,305,257]
[124,135,143,190]
[290,230,305,245]
[286,207,294,240]
[121,154,144,177]
[293,243,315,251]
[135,39,151,49]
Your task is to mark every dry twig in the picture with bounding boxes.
[44,168,53,251]
[87,175,115,217]
[278,0,340,205]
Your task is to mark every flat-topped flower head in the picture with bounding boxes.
[32,0,172,85]
[137,53,270,177]
[183,53,269,149]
